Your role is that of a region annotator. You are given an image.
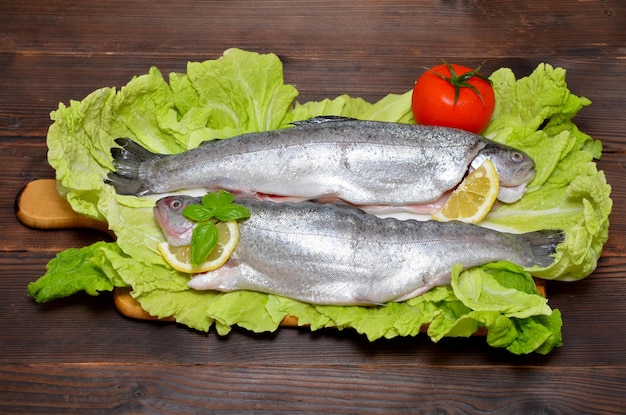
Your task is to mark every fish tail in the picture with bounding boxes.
[518,229,565,268]
[105,138,162,195]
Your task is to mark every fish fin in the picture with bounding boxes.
[105,138,163,195]
[497,183,528,203]
[105,173,146,196]
[392,277,448,303]
[253,193,310,203]
[352,290,391,306]
[187,264,239,291]
[291,115,358,126]
[520,229,566,268]
[359,299,387,307]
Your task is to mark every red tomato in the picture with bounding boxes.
[411,62,495,134]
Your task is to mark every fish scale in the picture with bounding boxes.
[107,117,536,211]
[154,196,564,306]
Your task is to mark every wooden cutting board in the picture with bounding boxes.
[16,178,545,334]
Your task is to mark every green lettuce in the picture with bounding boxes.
[28,49,611,354]
[482,64,611,281]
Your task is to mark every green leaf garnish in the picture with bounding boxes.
[182,190,251,266]
[202,190,251,221]
[190,222,218,267]
[182,204,216,222]
[214,204,253,222]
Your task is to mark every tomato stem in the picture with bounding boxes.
[427,61,492,106]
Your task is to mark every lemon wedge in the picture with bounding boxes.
[158,221,239,273]
[431,159,499,224]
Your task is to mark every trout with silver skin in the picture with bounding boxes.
[108,117,536,213]
[154,196,563,306]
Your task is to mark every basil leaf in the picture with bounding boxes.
[202,190,235,209]
[183,204,216,222]
[190,222,218,266]
[214,204,251,221]
[199,190,250,221]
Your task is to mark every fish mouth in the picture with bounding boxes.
[153,198,198,246]
[153,204,167,230]
[496,165,535,203]
[511,165,536,185]
[496,159,536,187]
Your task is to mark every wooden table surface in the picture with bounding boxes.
[1,1,625,413]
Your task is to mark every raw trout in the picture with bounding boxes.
[154,195,563,306]
[108,117,536,211]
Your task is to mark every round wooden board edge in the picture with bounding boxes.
[113,280,546,335]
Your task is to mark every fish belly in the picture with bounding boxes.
[147,120,485,205]
[187,200,538,305]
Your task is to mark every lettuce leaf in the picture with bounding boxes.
[27,241,126,302]
[482,64,612,281]
[30,49,612,354]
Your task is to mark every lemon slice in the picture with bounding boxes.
[158,221,239,273]
[431,159,499,224]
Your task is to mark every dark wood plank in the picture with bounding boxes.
[2,1,623,57]
[1,256,623,367]
[1,1,625,138]
[1,364,625,414]
[3,53,626,142]
[0,142,108,252]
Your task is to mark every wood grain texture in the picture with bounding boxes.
[1,0,625,412]
[1,364,625,414]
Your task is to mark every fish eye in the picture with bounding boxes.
[170,199,182,210]
[511,151,525,163]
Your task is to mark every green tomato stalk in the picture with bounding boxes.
[428,61,492,105]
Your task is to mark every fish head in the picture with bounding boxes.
[154,195,202,246]
[471,144,536,203]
